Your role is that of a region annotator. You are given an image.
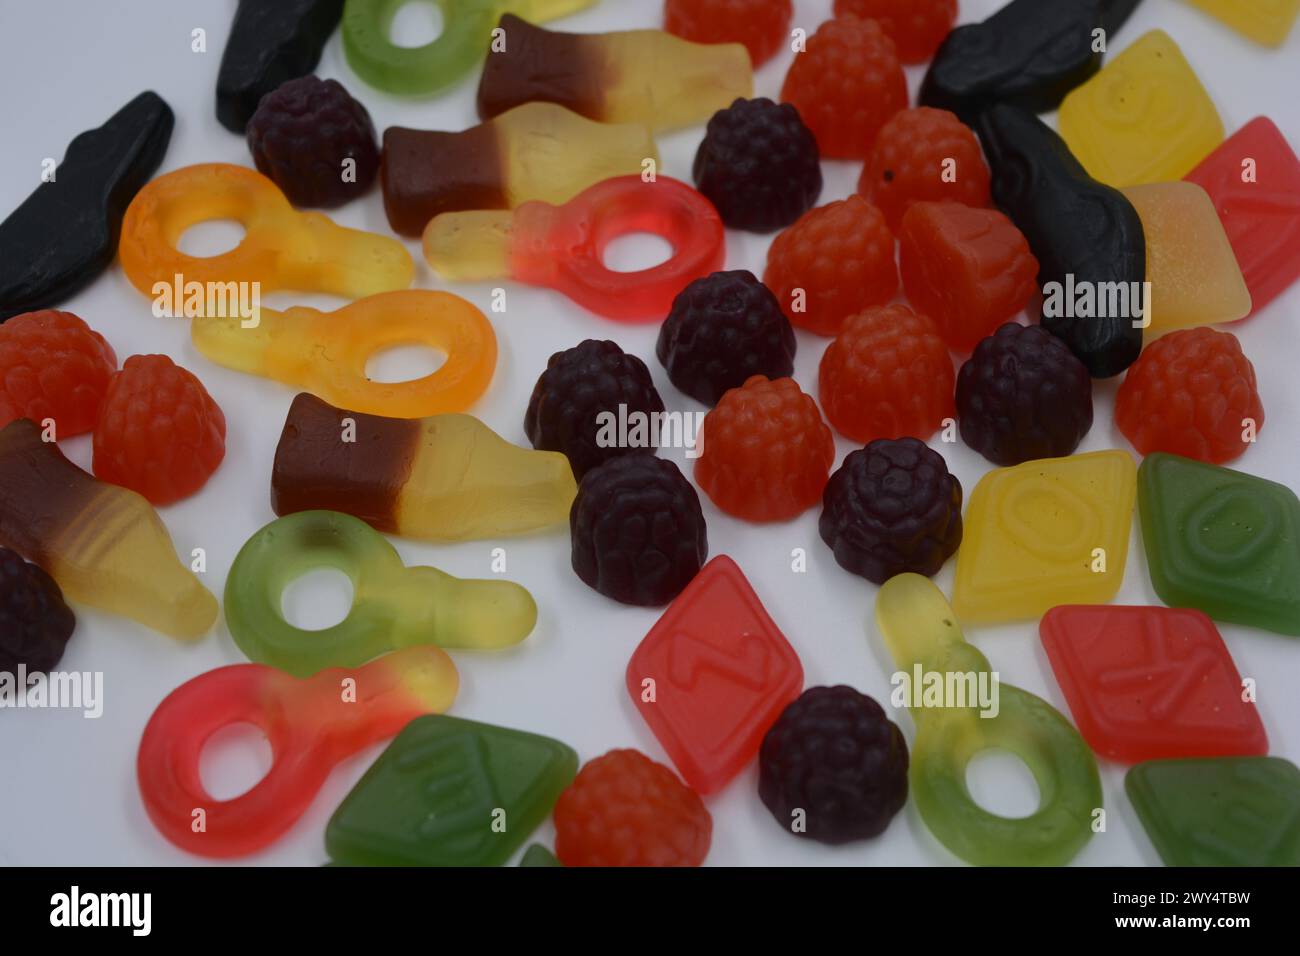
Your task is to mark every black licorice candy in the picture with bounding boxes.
[0,91,173,323]
[215,0,345,133]
[977,104,1146,379]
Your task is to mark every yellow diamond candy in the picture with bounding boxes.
[1182,0,1300,48]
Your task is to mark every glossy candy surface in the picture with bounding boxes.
[978,104,1145,378]
[0,419,216,639]
[1041,605,1267,763]
[1127,757,1300,866]
[380,102,657,237]
[1138,453,1300,636]
[626,555,803,795]
[953,450,1136,625]
[225,511,537,676]
[477,14,752,131]
[1059,30,1224,188]
[343,0,597,98]
[192,290,496,419]
[120,163,413,301]
[326,715,577,866]
[875,575,1103,866]
[0,92,173,322]
[1185,117,1300,316]
[1180,0,1300,47]
[423,176,724,322]
[137,647,458,858]
[272,392,575,540]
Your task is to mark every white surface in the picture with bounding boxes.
[0,0,1297,867]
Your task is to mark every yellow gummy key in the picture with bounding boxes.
[953,450,1137,625]
[1059,30,1224,188]
[1122,181,1252,336]
[1182,0,1300,47]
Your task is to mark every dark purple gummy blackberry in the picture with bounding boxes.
[656,270,796,406]
[0,547,75,675]
[820,438,962,584]
[570,454,707,607]
[525,339,666,481]
[759,685,908,844]
[246,75,379,207]
[956,322,1093,466]
[692,97,822,233]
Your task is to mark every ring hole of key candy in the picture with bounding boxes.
[581,189,699,287]
[602,232,676,274]
[364,343,448,383]
[177,219,247,258]
[965,748,1042,820]
[199,722,274,801]
[255,524,372,642]
[281,567,356,631]
[389,0,444,47]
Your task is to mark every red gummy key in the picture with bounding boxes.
[553,748,713,866]
[764,194,898,336]
[819,303,955,443]
[899,201,1039,352]
[694,376,834,522]
[1115,327,1264,464]
[860,107,991,230]
[1185,117,1300,317]
[1040,605,1267,764]
[626,554,804,793]
[93,354,227,505]
[780,16,907,158]
[834,0,957,63]
[665,0,793,68]
[0,310,117,437]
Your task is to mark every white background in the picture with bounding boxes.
[0,0,1297,866]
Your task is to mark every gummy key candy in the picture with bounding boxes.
[477,14,753,132]
[875,574,1102,866]
[119,163,413,303]
[1180,0,1300,47]
[272,392,575,541]
[0,310,117,438]
[553,749,712,866]
[326,715,577,866]
[1126,757,1300,866]
[0,419,216,639]
[899,202,1038,353]
[0,546,76,676]
[519,844,562,867]
[1121,182,1251,335]
[423,176,724,323]
[759,685,908,844]
[626,555,803,795]
[1058,30,1224,189]
[1137,452,1300,636]
[953,450,1136,625]
[380,102,657,237]
[137,646,458,858]
[191,290,496,419]
[978,104,1145,378]
[1185,117,1300,317]
[216,0,344,133]
[920,0,1120,124]
[225,511,537,677]
[694,376,834,523]
[343,0,598,98]
[0,92,173,322]
[1115,327,1264,465]
[835,0,957,64]
[820,438,962,585]
[666,0,792,68]
[1040,605,1267,764]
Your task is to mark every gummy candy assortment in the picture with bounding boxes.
[2,0,1300,871]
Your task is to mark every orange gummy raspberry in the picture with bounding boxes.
[0,310,117,437]
[819,304,955,444]
[695,375,835,522]
[665,0,793,68]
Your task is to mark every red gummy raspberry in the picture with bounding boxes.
[899,201,1039,353]
[665,0,793,68]
[860,107,991,230]
[0,310,117,437]
[553,749,712,867]
[93,354,227,505]
[780,16,907,158]
[833,0,957,63]
[764,194,898,337]
[1115,328,1264,465]
[695,375,835,522]
[819,304,955,444]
